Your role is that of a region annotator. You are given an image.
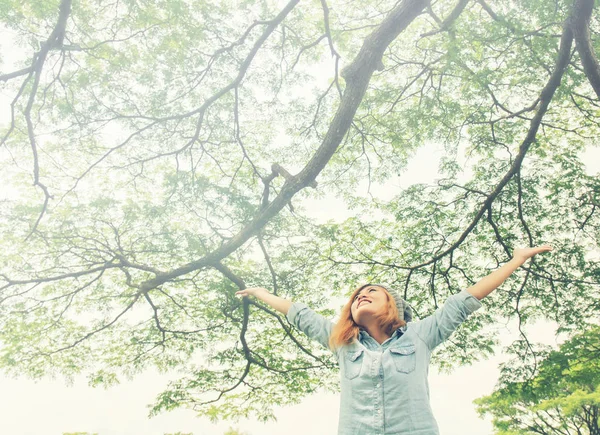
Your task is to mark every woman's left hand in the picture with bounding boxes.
[513,245,553,262]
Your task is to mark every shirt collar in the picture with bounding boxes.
[358,326,405,341]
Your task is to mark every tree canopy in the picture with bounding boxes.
[475,325,600,434]
[0,0,599,423]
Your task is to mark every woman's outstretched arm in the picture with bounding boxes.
[236,287,334,351]
[413,245,553,350]
[235,287,292,314]
[466,245,553,300]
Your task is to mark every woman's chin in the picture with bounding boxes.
[353,308,376,325]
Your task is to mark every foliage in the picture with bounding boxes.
[475,326,600,435]
[0,0,599,423]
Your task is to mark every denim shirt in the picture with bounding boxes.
[286,289,482,435]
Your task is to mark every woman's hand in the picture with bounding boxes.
[235,287,270,298]
[467,245,553,300]
[235,287,291,315]
[513,245,553,262]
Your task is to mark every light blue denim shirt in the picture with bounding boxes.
[286,289,482,435]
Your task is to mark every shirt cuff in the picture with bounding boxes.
[456,289,483,314]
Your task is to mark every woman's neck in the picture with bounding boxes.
[361,321,391,345]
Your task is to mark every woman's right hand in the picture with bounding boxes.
[235,287,270,298]
[235,287,291,315]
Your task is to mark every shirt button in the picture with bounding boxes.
[376,383,380,388]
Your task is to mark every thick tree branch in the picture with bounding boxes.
[137,0,430,293]
[421,0,470,37]
[572,0,600,99]
[0,66,35,83]
[409,20,574,270]
[477,0,498,21]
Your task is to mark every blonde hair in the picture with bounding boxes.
[329,284,406,350]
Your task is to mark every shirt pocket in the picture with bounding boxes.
[343,349,364,380]
[389,344,416,374]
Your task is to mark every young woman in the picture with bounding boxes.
[236,246,552,435]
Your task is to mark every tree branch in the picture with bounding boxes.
[3,0,73,238]
[136,0,430,293]
[421,0,470,37]
[409,20,574,270]
[572,0,600,99]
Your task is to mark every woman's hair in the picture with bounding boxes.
[328,284,406,350]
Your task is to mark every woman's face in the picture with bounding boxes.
[350,285,389,326]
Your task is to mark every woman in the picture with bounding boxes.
[236,246,552,434]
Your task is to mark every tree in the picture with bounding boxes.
[0,0,599,423]
[475,325,600,435]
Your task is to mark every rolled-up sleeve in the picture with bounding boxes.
[286,302,334,351]
[412,289,482,350]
